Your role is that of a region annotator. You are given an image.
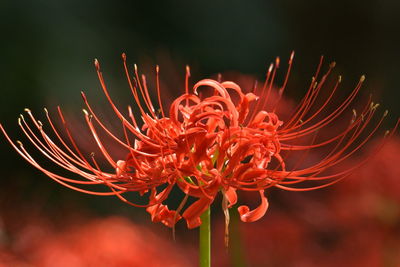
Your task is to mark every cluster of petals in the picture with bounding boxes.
[1,52,398,229]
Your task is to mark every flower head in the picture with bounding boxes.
[1,52,398,230]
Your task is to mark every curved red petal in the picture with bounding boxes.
[225,187,237,208]
[182,197,214,229]
[237,190,269,222]
[146,204,181,227]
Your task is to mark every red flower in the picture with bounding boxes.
[1,52,398,229]
[0,215,193,266]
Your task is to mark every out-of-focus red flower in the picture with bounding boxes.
[0,216,193,267]
[1,52,397,230]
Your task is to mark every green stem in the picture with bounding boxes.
[229,207,246,267]
[199,207,211,267]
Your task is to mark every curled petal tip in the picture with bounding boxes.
[238,191,269,223]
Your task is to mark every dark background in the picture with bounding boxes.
[1,0,399,265]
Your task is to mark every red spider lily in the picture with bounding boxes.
[1,52,398,230]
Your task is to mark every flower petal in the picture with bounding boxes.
[237,190,268,222]
[146,203,181,227]
[182,197,214,228]
[224,187,237,208]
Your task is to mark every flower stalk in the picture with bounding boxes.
[199,207,211,267]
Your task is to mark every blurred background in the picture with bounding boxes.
[1,0,399,266]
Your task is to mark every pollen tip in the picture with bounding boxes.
[94,58,100,70]
[275,57,280,67]
[186,65,191,76]
[121,53,126,61]
[82,109,89,116]
[329,61,336,68]
[134,63,138,72]
[338,75,342,82]
[268,63,273,73]
[290,50,295,61]
[217,73,222,82]
[384,110,388,116]
[360,75,366,82]
[156,65,159,73]
[16,140,23,146]
[38,120,43,127]
[43,107,48,114]
[24,108,31,113]
[80,91,87,100]
[385,130,390,136]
